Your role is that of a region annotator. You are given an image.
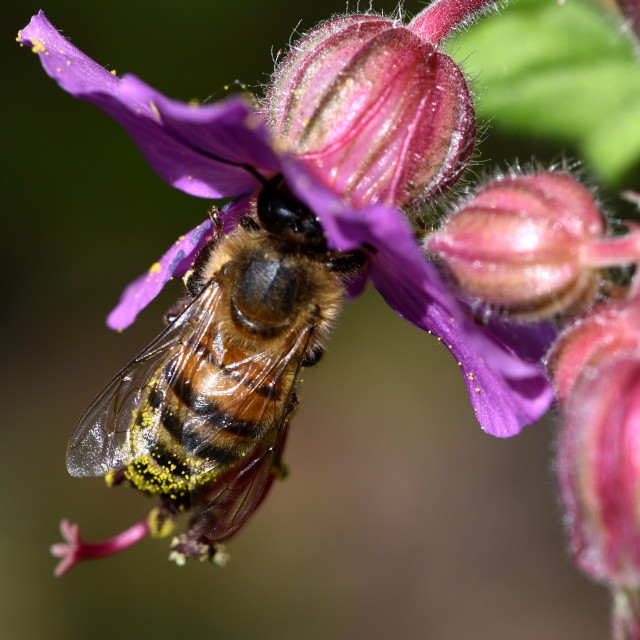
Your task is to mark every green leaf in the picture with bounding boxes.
[450,0,640,184]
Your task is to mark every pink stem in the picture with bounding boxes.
[581,232,640,268]
[409,0,502,44]
[51,517,151,577]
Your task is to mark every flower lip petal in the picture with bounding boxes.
[18,11,278,199]
[106,195,253,331]
[118,75,283,181]
[373,258,554,436]
[106,218,213,331]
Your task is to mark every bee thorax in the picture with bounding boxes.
[231,252,301,335]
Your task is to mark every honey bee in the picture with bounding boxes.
[66,174,366,560]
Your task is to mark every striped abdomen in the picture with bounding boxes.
[123,324,300,503]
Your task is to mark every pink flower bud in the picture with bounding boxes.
[265,14,475,210]
[426,172,606,320]
[547,295,640,405]
[557,355,640,588]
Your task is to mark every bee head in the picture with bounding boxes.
[256,174,327,253]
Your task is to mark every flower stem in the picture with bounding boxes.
[409,0,502,44]
[613,588,640,640]
[580,231,640,268]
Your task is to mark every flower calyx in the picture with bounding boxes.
[426,171,640,321]
[266,13,475,212]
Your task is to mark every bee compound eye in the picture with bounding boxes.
[257,175,327,252]
[231,253,301,332]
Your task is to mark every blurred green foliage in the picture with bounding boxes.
[452,0,640,185]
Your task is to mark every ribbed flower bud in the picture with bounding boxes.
[426,172,607,320]
[558,355,640,588]
[265,14,475,210]
[547,296,640,405]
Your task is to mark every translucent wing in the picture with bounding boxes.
[67,277,316,492]
[66,283,223,477]
[191,431,288,542]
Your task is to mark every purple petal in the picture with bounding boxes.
[106,219,213,331]
[107,196,252,330]
[283,160,553,435]
[371,253,554,437]
[18,12,278,199]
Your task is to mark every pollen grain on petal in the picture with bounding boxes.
[149,100,161,122]
[30,38,47,54]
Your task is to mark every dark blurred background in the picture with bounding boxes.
[4,1,630,638]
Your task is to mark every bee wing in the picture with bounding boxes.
[188,321,314,541]
[191,435,287,542]
[66,282,222,478]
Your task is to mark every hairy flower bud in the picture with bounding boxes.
[426,172,607,320]
[266,14,475,210]
[547,295,640,405]
[557,355,640,588]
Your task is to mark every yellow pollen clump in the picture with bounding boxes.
[475,387,481,392]
[30,38,46,54]
[104,471,117,487]
[148,507,176,538]
[182,269,194,285]
[110,69,117,75]
[148,262,162,275]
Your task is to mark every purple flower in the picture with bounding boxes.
[19,10,553,438]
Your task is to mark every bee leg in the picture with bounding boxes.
[168,522,229,566]
[272,458,289,481]
[105,469,128,487]
[300,347,324,367]
[163,297,191,325]
[207,203,223,231]
[324,249,369,273]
